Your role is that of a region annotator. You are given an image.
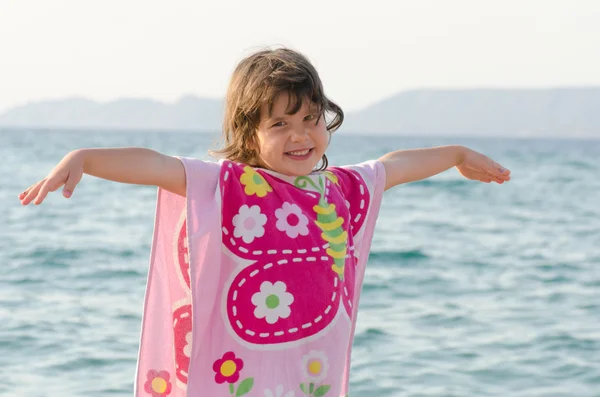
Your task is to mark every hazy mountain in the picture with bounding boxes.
[1,88,599,137]
[343,87,600,137]
[0,95,223,132]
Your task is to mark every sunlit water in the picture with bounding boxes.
[1,129,599,396]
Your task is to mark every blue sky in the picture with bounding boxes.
[1,0,599,113]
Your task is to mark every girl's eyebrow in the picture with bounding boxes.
[268,116,286,122]
[268,108,319,122]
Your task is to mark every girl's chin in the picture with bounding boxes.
[256,156,322,176]
[273,163,319,177]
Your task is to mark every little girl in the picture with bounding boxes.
[19,48,510,397]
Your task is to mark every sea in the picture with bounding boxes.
[1,129,599,397]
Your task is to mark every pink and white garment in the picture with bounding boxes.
[135,159,385,397]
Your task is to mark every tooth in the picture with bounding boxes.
[289,149,309,155]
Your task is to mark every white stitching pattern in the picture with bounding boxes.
[230,273,340,337]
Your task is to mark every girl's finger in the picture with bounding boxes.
[497,173,510,181]
[473,171,492,183]
[46,176,66,193]
[481,169,504,183]
[486,167,510,181]
[476,172,492,183]
[21,180,45,205]
[19,181,40,199]
[493,162,510,177]
[33,178,61,205]
[469,170,501,184]
[62,171,82,198]
[33,184,50,205]
[468,159,500,175]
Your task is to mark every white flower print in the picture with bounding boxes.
[301,351,329,383]
[264,385,295,397]
[275,202,309,238]
[251,281,294,324]
[233,204,267,243]
[183,331,192,357]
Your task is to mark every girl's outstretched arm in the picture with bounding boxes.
[19,148,186,205]
[379,145,511,191]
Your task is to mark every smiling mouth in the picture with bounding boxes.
[285,148,314,156]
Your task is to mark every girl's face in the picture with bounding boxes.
[255,92,329,176]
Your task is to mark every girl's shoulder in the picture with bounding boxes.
[327,160,386,191]
[177,157,227,177]
[175,157,224,199]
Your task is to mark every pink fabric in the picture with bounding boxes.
[135,159,385,397]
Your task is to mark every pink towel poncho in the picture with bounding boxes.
[135,159,385,397]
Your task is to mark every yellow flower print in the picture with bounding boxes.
[240,166,273,197]
[144,370,172,397]
[301,351,329,384]
[324,171,338,185]
[212,351,254,396]
[299,350,331,396]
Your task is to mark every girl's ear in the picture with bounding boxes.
[248,131,260,152]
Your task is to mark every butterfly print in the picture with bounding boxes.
[219,161,370,347]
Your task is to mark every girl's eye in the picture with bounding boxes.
[271,114,318,128]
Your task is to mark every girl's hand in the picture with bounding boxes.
[456,148,511,184]
[19,150,84,205]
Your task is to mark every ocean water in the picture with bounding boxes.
[1,129,599,397]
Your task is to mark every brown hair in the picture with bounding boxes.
[212,47,344,171]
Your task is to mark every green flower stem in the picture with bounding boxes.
[294,176,323,195]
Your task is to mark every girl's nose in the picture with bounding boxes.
[291,127,309,142]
